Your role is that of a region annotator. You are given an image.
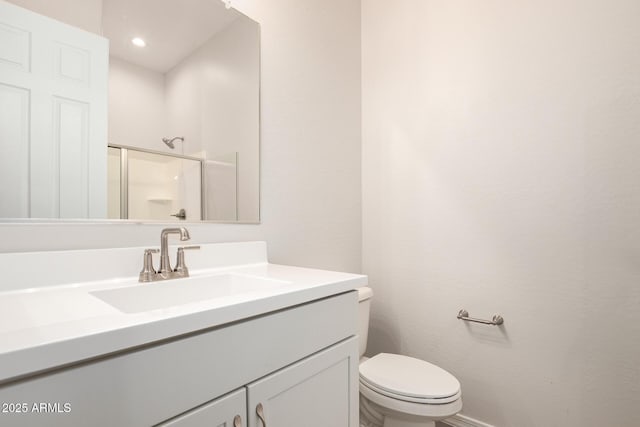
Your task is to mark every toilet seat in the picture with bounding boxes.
[360,381,463,419]
[360,377,462,404]
[359,353,461,404]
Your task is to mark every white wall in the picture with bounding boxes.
[165,17,260,221]
[0,0,362,274]
[108,57,174,153]
[362,1,640,426]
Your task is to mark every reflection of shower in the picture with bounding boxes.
[162,136,184,149]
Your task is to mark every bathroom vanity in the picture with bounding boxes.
[0,242,366,426]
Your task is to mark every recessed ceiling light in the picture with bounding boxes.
[131,37,146,47]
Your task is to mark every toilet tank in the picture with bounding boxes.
[357,287,373,358]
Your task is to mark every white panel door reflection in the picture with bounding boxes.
[0,1,108,219]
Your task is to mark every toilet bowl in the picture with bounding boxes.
[357,287,462,427]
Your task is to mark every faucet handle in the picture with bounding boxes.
[139,249,160,283]
[174,245,200,276]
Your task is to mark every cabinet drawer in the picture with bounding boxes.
[156,388,246,427]
[0,291,357,426]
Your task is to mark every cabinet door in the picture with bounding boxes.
[247,337,359,427]
[157,388,246,427]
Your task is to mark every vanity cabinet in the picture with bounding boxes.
[0,292,359,427]
[158,337,357,427]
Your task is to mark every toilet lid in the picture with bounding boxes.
[359,353,460,401]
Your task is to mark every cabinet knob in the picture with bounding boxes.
[256,403,267,426]
[233,415,242,427]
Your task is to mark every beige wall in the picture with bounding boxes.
[5,0,103,33]
[362,0,640,426]
[0,0,362,274]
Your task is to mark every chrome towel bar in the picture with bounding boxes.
[457,309,504,326]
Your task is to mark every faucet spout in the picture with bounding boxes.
[159,227,191,275]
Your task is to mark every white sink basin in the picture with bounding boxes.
[90,273,291,313]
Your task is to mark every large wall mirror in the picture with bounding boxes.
[0,0,260,223]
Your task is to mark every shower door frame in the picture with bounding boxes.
[108,143,206,221]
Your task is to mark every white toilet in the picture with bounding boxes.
[358,287,462,427]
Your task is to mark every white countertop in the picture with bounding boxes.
[0,242,366,384]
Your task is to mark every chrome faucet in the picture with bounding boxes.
[159,227,191,275]
[139,227,200,282]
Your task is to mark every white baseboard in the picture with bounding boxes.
[442,413,495,427]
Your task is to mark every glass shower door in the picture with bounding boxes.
[106,146,202,221]
[127,150,202,221]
